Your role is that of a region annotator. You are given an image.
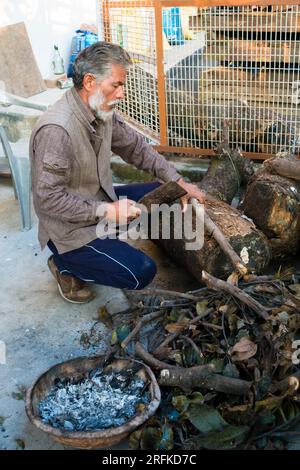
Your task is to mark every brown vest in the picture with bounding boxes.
[30,89,117,253]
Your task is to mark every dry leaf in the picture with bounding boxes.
[218,305,229,315]
[165,319,189,334]
[230,337,257,362]
[153,347,173,360]
[227,271,240,286]
[98,306,113,330]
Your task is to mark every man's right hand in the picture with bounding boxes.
[104,199,141,225]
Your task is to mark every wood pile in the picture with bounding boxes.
[100,266,300,450]
[197,5,300,155]
[119,5,300,156]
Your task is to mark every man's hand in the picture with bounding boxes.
[177,178,206,212]
[105,199,141,225]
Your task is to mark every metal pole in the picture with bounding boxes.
[96,0,105,41]
[154,0,168,146]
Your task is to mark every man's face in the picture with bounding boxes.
[88,63,126,121]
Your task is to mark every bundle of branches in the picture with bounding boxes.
[104,270,300,450]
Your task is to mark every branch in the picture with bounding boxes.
[135,341,178,370]
[202,271,269,320]
[191,198,248,277]
[130,288,201,301]
[159,367,252,396]
[152,309,215,356]
[121,310,163,349]
[136,343,252,396]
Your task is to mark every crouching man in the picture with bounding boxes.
[30,41,205,304]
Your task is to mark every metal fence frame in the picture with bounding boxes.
[99,1,300,159]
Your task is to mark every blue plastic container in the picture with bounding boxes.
[67,30,98,77]
[162,7,185,46]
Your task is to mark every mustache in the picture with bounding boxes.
[107,100,119,107]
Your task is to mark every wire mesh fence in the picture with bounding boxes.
[100,1,300,158]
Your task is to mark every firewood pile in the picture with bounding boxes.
[99,125,300,450]
[103,267,300,450]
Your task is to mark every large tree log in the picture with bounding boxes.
[263,158,300,181]
[156,198,271,280]
[153,138,271,280]
[198,134,255,203]
[242,157,300,257]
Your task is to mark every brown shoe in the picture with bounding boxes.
[47,256,94,304]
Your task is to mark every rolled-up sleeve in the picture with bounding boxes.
[32,125,104,223]
[111,113,181,182]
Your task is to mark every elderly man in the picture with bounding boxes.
[30,41,204,304]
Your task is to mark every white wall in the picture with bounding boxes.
[0,0,98,78]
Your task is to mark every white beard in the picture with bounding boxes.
[88,88,117,122]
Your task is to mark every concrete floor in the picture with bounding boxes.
[0,178,134,450]
[0,175,198,450]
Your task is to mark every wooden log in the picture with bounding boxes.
[203,11,300,33]
[198,127,255,203]
[135,342,252,395]
[196,98,300,155]
[242,158,300,257]
[155,196,271,280]
[159,367,253,395]
[138,181,187,211]
[263,158,300,181]
[206,39,300,64]
[153,140,271,280]
[146,125,271,278]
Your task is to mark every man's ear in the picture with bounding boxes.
[82,73,96,92]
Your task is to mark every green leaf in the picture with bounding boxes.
[223,363,240,379]
[168,307,182,322]
[110,330,118,346]
[236,329,250,341]
[196,301,209,318]
[129,429,143,450]
[186,404,227,433]
[172,392,204,413]
[255,411,276,429]
[130,419,174,450]
[158,424,174,450]
[116,324,132,343]
[185,425,249,450]
[208,358,224,373]
[256,376,272,401]
[140,427,164,450]
[182,345,202,367]
[11,385,26,401]
[98,306,113,329]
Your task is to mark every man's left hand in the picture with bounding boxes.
[177,178,205,212]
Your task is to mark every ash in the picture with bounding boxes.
[39,369,150,432]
